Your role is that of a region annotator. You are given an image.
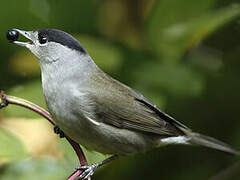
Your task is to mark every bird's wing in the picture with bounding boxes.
[87,78,190,137]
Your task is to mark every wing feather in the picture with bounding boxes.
[84,70,190,137]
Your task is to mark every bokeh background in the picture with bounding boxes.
[1,0,240,179]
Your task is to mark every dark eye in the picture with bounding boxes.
[38,34,48,44]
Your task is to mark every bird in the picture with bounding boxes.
[7,28,239,179]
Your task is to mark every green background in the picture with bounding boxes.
[1,0,240,179]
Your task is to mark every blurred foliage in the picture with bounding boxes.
[1,0,240,180]
[0,128,27,162]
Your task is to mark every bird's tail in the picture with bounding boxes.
[188,132,239,156]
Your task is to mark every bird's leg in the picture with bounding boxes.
[77,155,118,180]
[53,125,65,138]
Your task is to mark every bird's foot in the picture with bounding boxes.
[53,125,65,138]
[77,164,99,180]
[76,155,118,179]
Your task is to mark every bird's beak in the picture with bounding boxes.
[12,29,35,47]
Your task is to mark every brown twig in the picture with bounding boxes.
[0,90,89,180]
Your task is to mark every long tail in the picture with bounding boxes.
[188,132,239,155]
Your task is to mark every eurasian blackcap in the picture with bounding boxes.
[7,29,239,179]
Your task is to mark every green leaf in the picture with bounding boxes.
[148,0,216,27]
[133,63,204,97]
[29,0,50,23]
[0,128,27,162]
[147,3,240,61]
[0,158,69,180]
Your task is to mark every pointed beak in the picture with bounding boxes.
[11,29,35,47]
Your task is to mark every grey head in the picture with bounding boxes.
[9,29,88,64]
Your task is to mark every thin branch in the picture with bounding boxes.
[0,90,88,180]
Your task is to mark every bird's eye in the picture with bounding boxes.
[38,34,48,44]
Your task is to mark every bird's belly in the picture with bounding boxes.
[54,113,157,155]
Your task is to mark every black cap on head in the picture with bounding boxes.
[37,29,86,54]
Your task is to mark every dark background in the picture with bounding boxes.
[0,0,240,179]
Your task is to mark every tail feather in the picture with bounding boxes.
[189,133,239,156]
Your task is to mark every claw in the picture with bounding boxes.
[77,164,98,180]
[53,125,65,138]
[76,155,118,179]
